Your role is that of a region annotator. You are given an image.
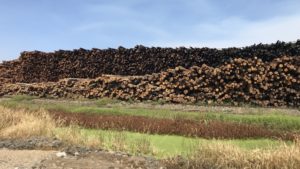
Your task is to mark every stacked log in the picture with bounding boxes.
[1,56,299,107]
[0,40,300,83]
[0,60,22,84]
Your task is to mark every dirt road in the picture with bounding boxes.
[0,149,55,169]
[0,149,163,169]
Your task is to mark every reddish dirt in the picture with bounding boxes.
[50,111,297,140]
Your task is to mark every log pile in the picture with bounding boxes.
[1,56,299,107]
[0,40,300,83]
[0,60,22,84]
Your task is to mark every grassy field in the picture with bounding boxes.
[55,127,287,157]
[1,97,300,168]
[0,104,292,157]
[1,95,300,131]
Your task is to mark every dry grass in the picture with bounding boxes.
[0,106,105,148]
[55,126,104,148]
[165,140,300,169]
[0,106,56,139]
[54,127,157,155]
[2,105,300,168]
[132,137,152,154]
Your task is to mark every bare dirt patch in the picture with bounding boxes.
[0,137,163,169]
[40,151,161,169]
[0,149,162,169]
[0,149,55,169]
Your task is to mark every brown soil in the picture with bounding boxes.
[0,149,55,169]
[51,111,297,140]
[0,149,162,169]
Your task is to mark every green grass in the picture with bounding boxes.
[1,95,300,131]
[94,97,121,106]
[55,128,286,158]
[204,113,300,131]
[9,95,38,102]
[59,106,300,131]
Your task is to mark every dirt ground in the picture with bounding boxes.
[0,137,163,169]
[0,149,55,169]
[0,149,163,169]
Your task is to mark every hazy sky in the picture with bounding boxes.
[1,0,300,62]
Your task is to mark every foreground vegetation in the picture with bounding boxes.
[1,95,300,131]
[57,128,289,157]
[1,95,300,168]
[1,105,300,168]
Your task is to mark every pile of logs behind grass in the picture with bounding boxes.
[1,55,299,107]
[0,40,300,83]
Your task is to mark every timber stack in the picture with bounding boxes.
[1,55,299,107]
[0,40,300,83]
